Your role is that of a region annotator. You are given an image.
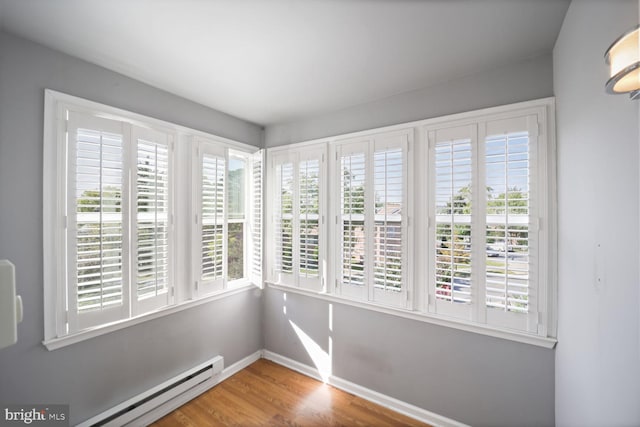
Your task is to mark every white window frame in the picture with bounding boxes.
[264,98,556,348]
[43,90,262,350]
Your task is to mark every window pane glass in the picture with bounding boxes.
[251,153,263,280]
[75,128,124,312]
[485,131,530,313]
[228,222,244,280]
[227,156,246,280]
[228,157,245,220]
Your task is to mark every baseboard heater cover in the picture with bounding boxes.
[78,355,224,427]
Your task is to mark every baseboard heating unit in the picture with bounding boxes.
[77,355,224,427]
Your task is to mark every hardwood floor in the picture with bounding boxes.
[151,359,431,427]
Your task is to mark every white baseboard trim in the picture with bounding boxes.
[111,350,262,427]
[261,350,469,427]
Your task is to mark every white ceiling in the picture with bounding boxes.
[0,0,569,126]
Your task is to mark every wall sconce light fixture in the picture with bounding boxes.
[605,24,640,99]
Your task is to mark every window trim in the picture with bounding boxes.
[43,283,256,351]
[43,89,262,350]
[266,282,556,348]
[265,97,557,347]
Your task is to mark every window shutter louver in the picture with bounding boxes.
[336,132,409,306]
[373,148,403,292]
[483,115,539,333]
[339,147,368,299]
[133,127,172,314]
[430,125,476,320]
[485,131,530,313]
[68,112,129,331]
[428,115,540,332]
[296,148,325,290]
[274,160,294,283]
[270,147,325,290]
[298,159,320,280]
[250,150,264,286]
[199,149,226,294]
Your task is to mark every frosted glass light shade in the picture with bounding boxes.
[605,25,640,95]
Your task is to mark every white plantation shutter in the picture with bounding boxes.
[299,159,319,280]
[133,127,173,314]
[67,112,129,331]
[483,115,539,333]
[270,146,325,290]
[336,131,409,307]
[430,125,476,320]
[297,148,324,290]
[373,148,403,291]
[250,150,264,286]
[197,144,226,295]
[371,134,408,306]
[427,115,541,332]
[339,143,368,300]
[273,156,295,284]
[47,91,272,342]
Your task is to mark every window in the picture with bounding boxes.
[265,99,555,345]
[269,145,325,291]
[333,130,411,308]
[45,90,553,348]
[427,113,545,334]
[43,90,262,347]
[193,139,263,296]
[64,111,175,332]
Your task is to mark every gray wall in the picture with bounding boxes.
[0,31,263,425]
[263,288,555,427]
[262,48,557,426]
[264,53,553,147]
[553,1,640,426]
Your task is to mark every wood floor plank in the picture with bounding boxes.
[150,359,431,427]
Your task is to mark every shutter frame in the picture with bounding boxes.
[132,125,173,315]
[67,111,130,332]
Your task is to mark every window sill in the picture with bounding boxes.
[266,282,557,349]
[43,283,258,351]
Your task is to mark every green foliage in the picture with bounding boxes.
[227,167,245,218]
[487,186,528,215]
[342,169,365,214]
[77,187,121,212]
[436,185,529,285]
[299,173,320,214]
[227,222,244,280]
